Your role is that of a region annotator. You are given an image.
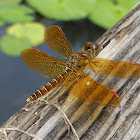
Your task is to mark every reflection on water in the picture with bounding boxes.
[0,19,105,125]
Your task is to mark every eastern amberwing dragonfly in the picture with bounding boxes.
[21,25,140,107]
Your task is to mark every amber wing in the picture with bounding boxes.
[87,58,140,78]
[44,25,73,59]
[63,69,120,107]
[21,48,67,79]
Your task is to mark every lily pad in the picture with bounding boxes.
[7,22,46,46]
[0,35,31,57]
[117,0,140,11]
[89,0,139,29]
[0,19,5,27]
[0,0,21,4]
[26,0,96,20]
[0,4,34,23]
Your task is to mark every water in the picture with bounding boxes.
[0,19,105,126]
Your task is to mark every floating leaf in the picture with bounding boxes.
[0,4,34,23]
[0,0,21,4]
[89,0,139,29]
[7,22,45,46]
[89,0,123,29]
[0,19,5,27]
[0,35,31,57]
[117,0,140,11]
[26,0,96,20]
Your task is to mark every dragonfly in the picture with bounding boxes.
[21,25,140,107]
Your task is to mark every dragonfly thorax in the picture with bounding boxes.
[68,52,90,70]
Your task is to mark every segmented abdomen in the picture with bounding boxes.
[26,69,71,102]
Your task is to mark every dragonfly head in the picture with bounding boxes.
[68,43,99,70]
[84,42,100,57]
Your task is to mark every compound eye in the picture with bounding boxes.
[84,42,99,52]
[84,42,93,51]
[92,43,99,51]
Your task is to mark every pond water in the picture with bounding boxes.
[0,19,105,126]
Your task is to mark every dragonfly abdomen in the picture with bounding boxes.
[26,69,71,102]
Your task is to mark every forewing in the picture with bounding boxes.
[21,48,67,79]
[44,25,73,59]
[87,58,140,78]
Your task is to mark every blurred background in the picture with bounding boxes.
[0,0,139,126]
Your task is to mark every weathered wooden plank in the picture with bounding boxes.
[1,3,140,140]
